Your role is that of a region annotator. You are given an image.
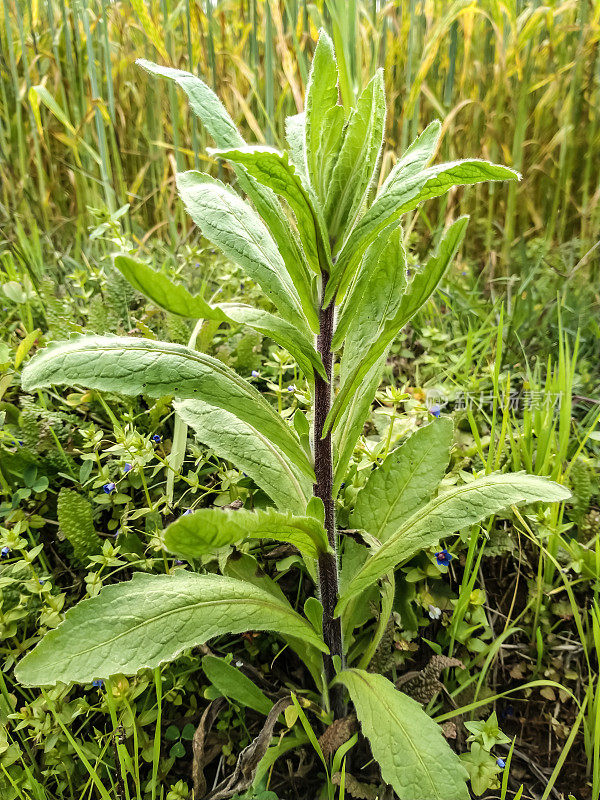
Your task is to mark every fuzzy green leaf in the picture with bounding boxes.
[164,507,329,560]
[328,159,519,303]
[325,217,468,436]
[114,254,222,320]
[16,572,326,686]
[210,145,331,274]
[176,171,310,334]
[304,30,340,194]
[285,112,307,177]
[137,59,317,331]
[202,655,273,715]
[334,669,470,800]
[351,419,454,542]
[175,399,312,514]
[337,473,571,613]
[22,336,314,482]
[325,70,386,241]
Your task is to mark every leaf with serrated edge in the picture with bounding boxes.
[21,336,314,482]
[337,473,570,615]
[325,217,468,437]
[176,171,310,335]
[16,572,327,686]
[334,669,470,800]
[164,508,329,560]
[351,419,453,542]
[327,159,519,304]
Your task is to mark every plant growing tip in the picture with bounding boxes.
[16,29,569,800]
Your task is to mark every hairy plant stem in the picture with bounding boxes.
[314,272,344,717]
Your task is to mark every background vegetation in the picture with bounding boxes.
[0,1,599,798]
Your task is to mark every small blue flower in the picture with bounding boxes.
[251,370,259,378]
[183,508,193,516]
[18,440,23,446]
[497,758,505,769]
[1,546,10,559]
[429,404,441,418]
[103,482,116,494]
[39,578,45,585]
[434,549,453,567]
[123,463,132,473]
[174,560,184,565]
[92,679,104,689]
[287,385,295,393]
[152,434,162,443]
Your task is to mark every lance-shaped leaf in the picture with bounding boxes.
[335,225,407,367]
[304,29,340,194]
[176,171,311,335]
[202,655,273,715]
[325,217,468,436]
[175,399,312,514]
[333,670,470,800]
[337,473,571,615]
[285,112,307,178]
[351,419,454,541]
[327,159,519,304]
[164,507,329,561]
[112,257,325,380]
[114,254,222,320]
[22,336,314,482]
[325,69,386,242]
[209,145,331,274]
[15,572,326,686]
[380,119,442,195]
[333,354,387,495]
[137,59,317,331]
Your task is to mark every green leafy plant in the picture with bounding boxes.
[14,31,570,799]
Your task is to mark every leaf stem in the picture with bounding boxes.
[314,272,344,715]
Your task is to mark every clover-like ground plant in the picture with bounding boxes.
[16,31,570,799]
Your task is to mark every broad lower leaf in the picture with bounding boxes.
[137,59,317,331]
[304,29,340,194]
[114,254,223,320]
[202,655,273,715]
[334,670,470,800]
[176,171,311,335]
[22,336,314,482]
[327,159,519,303]
[337,473,571,613]
[351,419,453,542]
[210,145,331,274]
[16,571,326,686]
[325,217,468,436]
[164,507,329,560]
[175,399,312,514]
[325,70,386,242]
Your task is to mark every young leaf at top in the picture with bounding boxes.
[325,69,386,244]
[174,399,312,514]
[16,571,327,687]
[176,171,311,335]
[304,29,340,196]
[164,507,330,561]
[22,336,314,482]
[333,669,470,800]
[337,473,571,614]
[137,59,318,330]
[351,419,454,542]
[325,217,468,436]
